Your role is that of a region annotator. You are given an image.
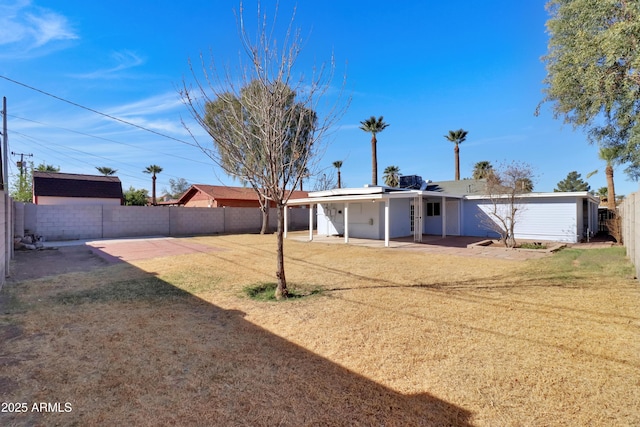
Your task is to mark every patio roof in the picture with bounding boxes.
[286,187,463,206]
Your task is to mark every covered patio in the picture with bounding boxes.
[284,187,464,247]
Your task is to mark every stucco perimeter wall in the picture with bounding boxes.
[0,192,8,287]
[19,203,311,241]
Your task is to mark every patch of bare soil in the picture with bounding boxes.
[8,246,113,282]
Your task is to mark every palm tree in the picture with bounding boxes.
[596,186,608,201]
[472,160,493,180]
[143,164,163,206]
[359,116,389,186]
[383,165,401,187]
[332,160,343,189]
[96,166,117,176]
[516,177,534,192]
[444,129,469,181]
[35,163,60,172]
[599,146,619,211]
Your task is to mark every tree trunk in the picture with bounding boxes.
[454,144,460,181]
[337,170,341,189]
[260,207,269,234]
[275,203,288,299]
[606,164,616,211]
[259,197,269,234]
[371,134,378,185]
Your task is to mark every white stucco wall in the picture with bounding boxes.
[317,200,410,239]
[463,196,593,243]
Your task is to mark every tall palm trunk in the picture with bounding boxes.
[337,170,342,188]
[152,175,157,205]
[454,144,460,181]
[606,164,616,211]
[371,135,378,185]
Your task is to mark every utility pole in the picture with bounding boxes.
[1,97,6,190]
[11,152,33,177]
[11,152,33,197]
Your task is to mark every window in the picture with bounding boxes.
[426,202,440,217]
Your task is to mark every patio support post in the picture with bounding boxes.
[384,199,390,247]
[344,203,349,243]
[587,198,592,239]
[441,196,447,238]
[309,203,314,241]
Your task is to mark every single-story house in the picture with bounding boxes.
[177,184,308,208]
[285,179,599,245]
[32,171,123,205]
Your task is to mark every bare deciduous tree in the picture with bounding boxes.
[479,161,534,248]
[180,2,346,299]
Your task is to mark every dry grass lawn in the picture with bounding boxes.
[1,232,639,426]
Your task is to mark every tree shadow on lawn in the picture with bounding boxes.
[0,247,473,426]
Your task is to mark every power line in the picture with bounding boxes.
[0,74,200,148]
[9,130,193,187]
[8,114,212,166]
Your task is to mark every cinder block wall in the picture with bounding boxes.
[103,206,170,238]
[169,207,224,235]
[13,202,24,237]
[32,205,103,240]
[19,203,312,241]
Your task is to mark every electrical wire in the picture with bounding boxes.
[8,114,212,166]
[0,74,200,148]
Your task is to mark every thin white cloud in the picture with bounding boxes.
[70,50,146,79]
[26,10,78,47]
[0,1,77,56]
[106,92,184,117]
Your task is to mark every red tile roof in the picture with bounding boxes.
[177,184,308,204]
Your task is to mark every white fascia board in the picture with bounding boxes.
[465,191,600,203]
[308,187,386,198]
[286,193,388,205]
[287,190,465,205]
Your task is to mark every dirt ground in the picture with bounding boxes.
[1,234,638,426]
[6,238,225,282]
[7,246,113,282]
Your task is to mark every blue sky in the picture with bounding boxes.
[1,0,637,197]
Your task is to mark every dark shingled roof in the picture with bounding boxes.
[33,171,124,199]
[425,179,487,195]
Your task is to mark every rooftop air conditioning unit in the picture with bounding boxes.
[399,175,424,189]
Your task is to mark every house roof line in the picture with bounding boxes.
[286,190,464,206]
[287,190,600,206]
[465,191,600,203]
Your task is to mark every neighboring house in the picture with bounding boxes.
[152,193,181,206]
[177,184,308,208]
[285,178,599,245]
[32,171,123,205]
